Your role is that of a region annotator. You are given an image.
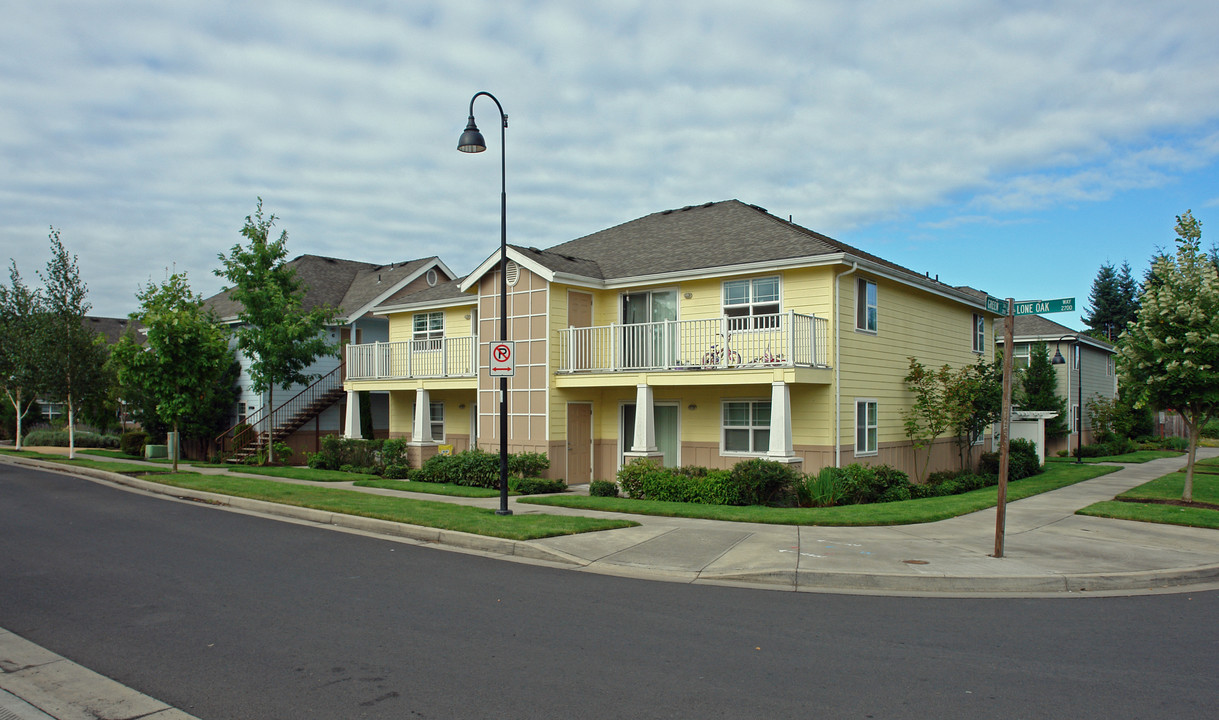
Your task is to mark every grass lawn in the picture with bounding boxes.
[138,472,635,540]
[0,448,171,474]
[353,478,503,498]
[1077,467,1219,530]
[232,465,380,482]
[520,462,1118,526]
[1046,450,1183,464]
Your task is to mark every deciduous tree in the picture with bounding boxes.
[36,228,109,459]
[1119,210,1219,502]
[214,200,335,462]
[113,272,232,471]
[0,262,45,449]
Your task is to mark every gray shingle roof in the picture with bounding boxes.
[204,254,438,322]
[527,200,927,282]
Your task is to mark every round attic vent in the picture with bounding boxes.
[426,269,438,286]
[505,260,520,287]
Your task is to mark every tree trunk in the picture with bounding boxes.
[1184,417,1199,503]
[67,395,75,460]
[11,391,25,451]
[267,385,274,465]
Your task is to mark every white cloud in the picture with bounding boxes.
[2,0,1219,315]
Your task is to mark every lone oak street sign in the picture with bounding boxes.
[489,341,515,377]
[985,296,1076,316]
[1013,297,1075,316]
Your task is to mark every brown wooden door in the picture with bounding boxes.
[567,290,593,370]
[566,403,592,484]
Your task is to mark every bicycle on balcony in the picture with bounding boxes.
[702,334,742,367]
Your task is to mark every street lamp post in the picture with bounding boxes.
[1051,335,1083,464]
[458,91,512,516]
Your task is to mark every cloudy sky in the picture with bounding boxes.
[3,0,1218,328]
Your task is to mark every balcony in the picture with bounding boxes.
[345,337,477,381]
[557,312,830,374]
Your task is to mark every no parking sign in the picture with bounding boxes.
[490,341,515,377]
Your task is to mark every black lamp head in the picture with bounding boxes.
[457,117,486,153]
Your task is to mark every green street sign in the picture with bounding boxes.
[986,296,1008,315]
[1013,297,1075,316]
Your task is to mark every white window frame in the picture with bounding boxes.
[723,276,781,330]
[856,278,877,333]
[428,401,445,441]
[1013,344,1031,369]
[855,399,878,456]
[972,313,985,354]
[413,311,444,350]
[721,399,771,455]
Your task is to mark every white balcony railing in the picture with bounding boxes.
[345,337,477,381]
[557,312,829,374]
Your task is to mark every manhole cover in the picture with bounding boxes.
[902,559,930,565]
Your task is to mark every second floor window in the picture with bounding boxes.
[724,276,780,330]
[973,313,985,353]
[413,311,444,349]
[856,278,877,332]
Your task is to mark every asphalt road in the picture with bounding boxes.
[2,462,1217,719]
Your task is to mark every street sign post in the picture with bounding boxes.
[991,295,1075,557]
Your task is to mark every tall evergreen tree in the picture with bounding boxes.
[214,200,335,463]
[36,228,109,458]
[1019,342,1068,439]
[1083,262,1140,342]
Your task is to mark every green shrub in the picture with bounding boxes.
[980,440,1042,479]
[509,477,567,495]
[381,439,409,469]
[589,480,619,497]
[383,463,411,479]
[418,449,501,487]
[836,463,910,505]
[1162,436,1189,451]
[796,466,845,507]
[727,458,802,506]
[508,452,550,478]
[120,430,149,457]
[1008,438,1042,479]
[22,429,120,449]
[311,436,385,472]
[1203,419,1219,439]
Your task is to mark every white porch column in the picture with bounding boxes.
[411,387,433,444]
[624,383,664,461]
[344,390,362,439]
[767,381,801,464]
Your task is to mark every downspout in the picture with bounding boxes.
[833,262,860,468]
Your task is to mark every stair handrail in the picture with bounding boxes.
[215,363,346,458]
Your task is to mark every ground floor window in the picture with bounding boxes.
[722,400,770,454]
[856,399,878,455]
[429,402,444,441]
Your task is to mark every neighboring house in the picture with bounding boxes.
[343,200,1002,481]
[203,254,455,458]
[997,315,1118,457]
[37,316,141,423]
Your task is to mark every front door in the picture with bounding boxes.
[566,403,592,484]
[568,291,593,370]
